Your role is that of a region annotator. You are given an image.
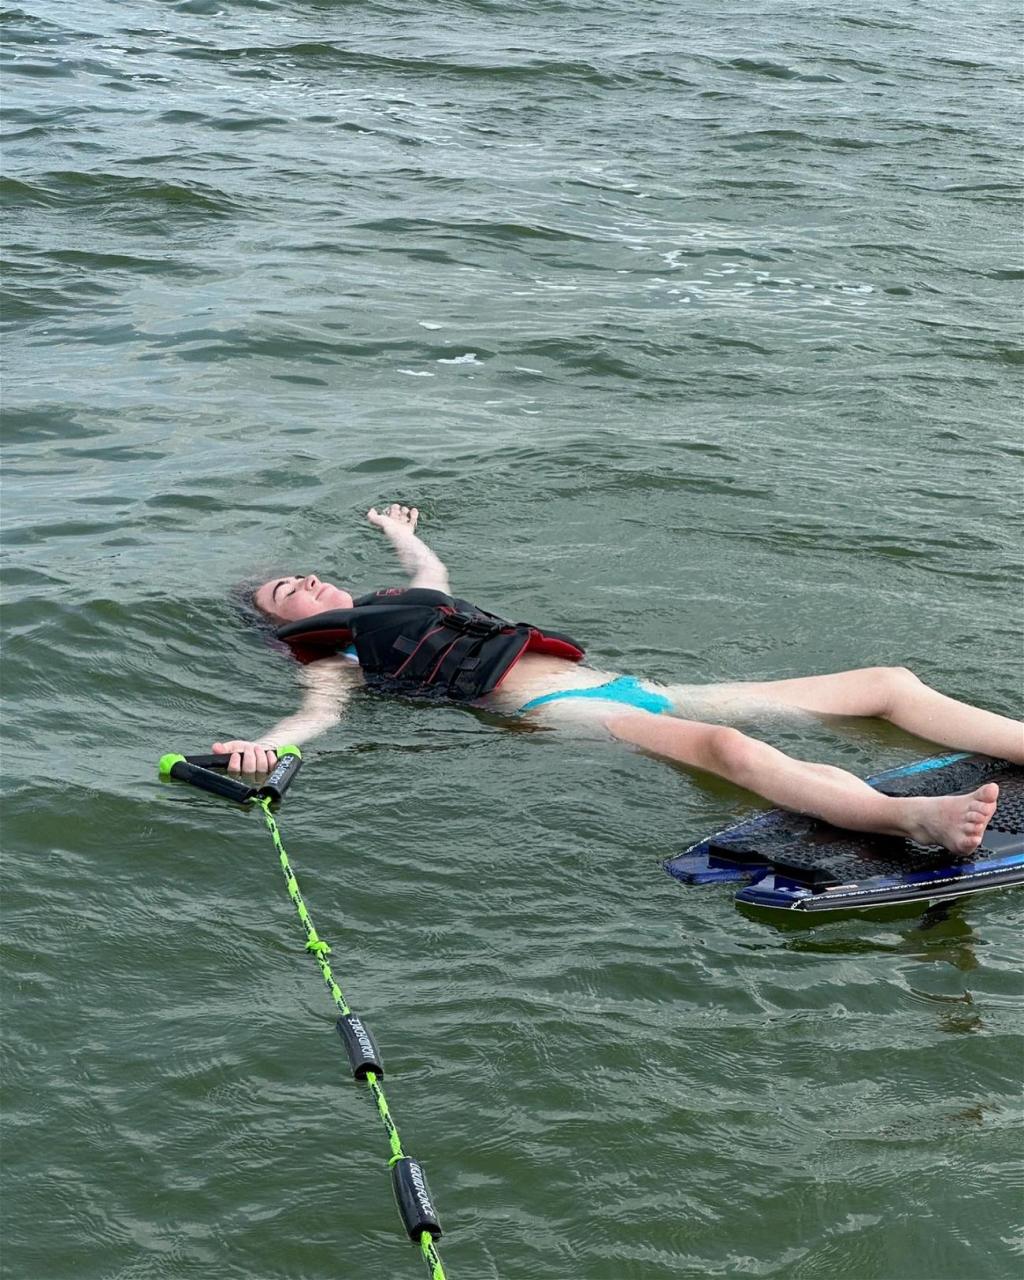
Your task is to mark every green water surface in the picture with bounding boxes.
[2,2,1022,1277]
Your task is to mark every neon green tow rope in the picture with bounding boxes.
[159,745,448,1279]
[255,794,447,1280]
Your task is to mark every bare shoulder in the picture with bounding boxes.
[299,656,364,691]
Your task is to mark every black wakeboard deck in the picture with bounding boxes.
[665,753,1024,914]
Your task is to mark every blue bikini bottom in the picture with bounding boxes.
[519,675,673,716]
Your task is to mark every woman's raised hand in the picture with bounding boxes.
[212,740,278,774]
[367,501,447,588]
[367,503,419,535]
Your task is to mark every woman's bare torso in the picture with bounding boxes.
[479,653,619,715]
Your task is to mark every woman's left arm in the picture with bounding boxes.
[367,503,451,592]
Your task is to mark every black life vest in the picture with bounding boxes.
[275,586,585,702]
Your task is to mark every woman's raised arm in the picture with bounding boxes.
[367,503,450,593]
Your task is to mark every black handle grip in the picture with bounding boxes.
[167,760,256,804]
[159,745,301,805]
[258,748,302,802]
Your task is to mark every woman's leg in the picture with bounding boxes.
[713,667,1024,763]
[604,711,999,855]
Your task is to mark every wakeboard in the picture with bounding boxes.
[665,753,1024,914]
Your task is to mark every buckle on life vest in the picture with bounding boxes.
[444,611,506,639]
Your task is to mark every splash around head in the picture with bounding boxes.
[253,574,354,623]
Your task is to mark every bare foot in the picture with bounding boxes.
[901,783,1000,854]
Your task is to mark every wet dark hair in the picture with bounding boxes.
[229,572,292,653]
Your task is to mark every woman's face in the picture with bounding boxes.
[253,574,354,623]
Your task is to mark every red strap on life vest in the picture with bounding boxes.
[524,629,585,662]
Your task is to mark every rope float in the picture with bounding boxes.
[157,746,448,1279]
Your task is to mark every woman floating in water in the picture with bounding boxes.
[215,505,1023,855]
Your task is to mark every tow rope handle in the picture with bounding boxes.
[156,743,447,1279]
[158,745,303,804]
